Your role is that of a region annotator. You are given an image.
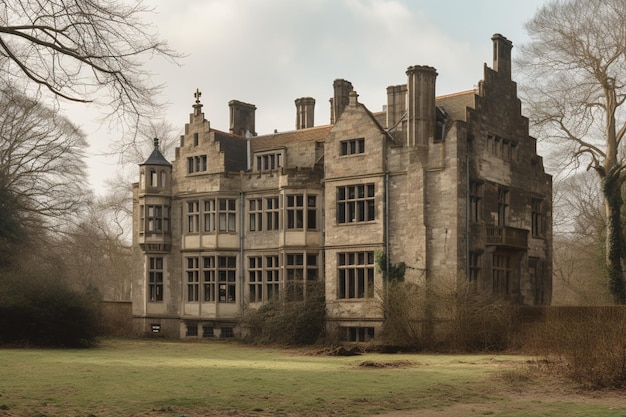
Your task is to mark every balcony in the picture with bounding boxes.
[485,225,528,249]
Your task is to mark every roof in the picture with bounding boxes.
[436,90,476,122]
[140,139,172,167]
[250,125,333,152]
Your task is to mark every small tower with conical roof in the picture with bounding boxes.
[137,138,172,253]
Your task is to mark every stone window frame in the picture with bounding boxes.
[337,251,375,299]
[148,256,164,302]
[339,138,365,156]
[337,184,375,224]
[531,198,543,238]
[254,150,284,172]
[285,193,318,230]
[248,196,280,232]
[186,155,207,174]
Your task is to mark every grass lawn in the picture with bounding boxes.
[0,339,624,417]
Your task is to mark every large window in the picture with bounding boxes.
[285,253,318,301]
[249,199,263,232]
[146,205,170,233]
[148,257,163,302]
[286,194,317,230]
[246,255,282,303]
[186,257,199,302]
[531,199,542,237]
[203,256,216,302]
[248,256,263,303]
[218,199,237,232]
[340,138,365,156]
[218,256,237,302]
[204,200,216,232]
[266,197,280,230]
[338,252,375,299]
[497,188,509,227]
[249,197,280,232]
[192,255,237,303]
[337,184,375,224]
[187,201,200,233]
[492,254,511,296]
[266,255,281,301]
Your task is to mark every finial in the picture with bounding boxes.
[194,88,202,104]
[153,137,159,150]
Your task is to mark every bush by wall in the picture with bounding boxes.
[243,284,326,345]
[0,272,100,347]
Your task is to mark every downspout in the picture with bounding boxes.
[385,173,390,280]
[239,192,245,314]
[466,153,470,282]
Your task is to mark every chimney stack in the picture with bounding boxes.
[406,65,437,147]
[330,79,353,124]
[229,100,257,137]
[295,97,315,130]
[492,33,513,79]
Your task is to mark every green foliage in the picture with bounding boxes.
[244,284,326,345]
[602,168,626,304]
[0,268,100,348]
[375,251,406,282]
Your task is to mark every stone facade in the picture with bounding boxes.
[132,34,552,340]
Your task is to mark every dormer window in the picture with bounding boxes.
[255,151,283,171]
[340,138,365,156]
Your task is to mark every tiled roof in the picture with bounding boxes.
[250,125,333,152]
[212,130,248,172]
[140,148,171,167]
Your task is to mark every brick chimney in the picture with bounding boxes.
[492,33,513,79]
[295,97,315,130]
[329,79,353,124]
[229,100,257,137]
[406,65,438,146]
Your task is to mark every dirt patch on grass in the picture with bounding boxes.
[357,360,417,368]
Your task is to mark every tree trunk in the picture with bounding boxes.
[602,169,626,304]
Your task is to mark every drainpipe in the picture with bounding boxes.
[384,172,390,318]
[239,192,245,313]
[466,153,470,282]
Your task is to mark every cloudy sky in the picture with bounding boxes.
[83,0,549,194]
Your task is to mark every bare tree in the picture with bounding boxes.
[0,86,89,234]
[552,174,610,304]
[0,0,179,134]
[519,0,626,303]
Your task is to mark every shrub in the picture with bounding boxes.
[522,307,626,388]
[445,286,517,352]
[379,280,424,349]
[0,270,100,347]
[243,284,326,346]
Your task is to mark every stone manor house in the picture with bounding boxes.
[132,34,552,340]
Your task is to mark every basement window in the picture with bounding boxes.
[344,327,375,342]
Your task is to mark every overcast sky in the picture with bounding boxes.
[82,0,549,194]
